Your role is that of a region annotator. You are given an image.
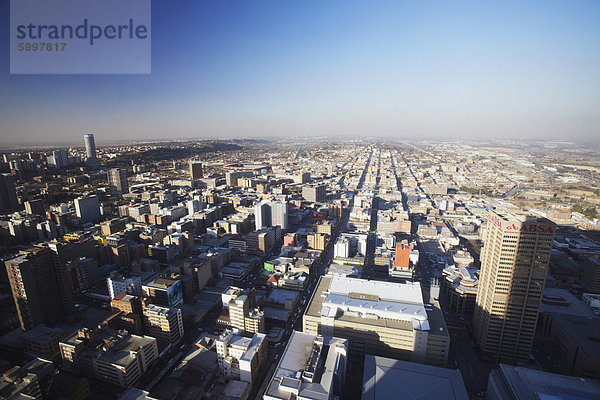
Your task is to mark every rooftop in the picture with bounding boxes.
[264,331,347,400]
[362,356,468,400]
[492,363,600,400]
[551,314,600,359]
[309,276,432,331]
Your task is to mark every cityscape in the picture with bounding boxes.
[0,137,598,400]
[1,0,600,399]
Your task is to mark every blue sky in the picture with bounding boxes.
[1,0,599,145]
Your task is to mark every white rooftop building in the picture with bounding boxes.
[215,330,267,385]
[263,331,347,400]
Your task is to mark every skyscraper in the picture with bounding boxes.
[189,161,203,180]
[83,133,96,159]
[473,210,555,365]
[5,247,63,330]
[45,238,98,322]
[108,168,129,196]
[74,195,101,223]
[0,173,19,213]
[84,133,100,169]
[254,200,288,231]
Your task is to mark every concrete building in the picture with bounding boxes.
[215,330,267,385]
[108,168,129,196]
[544,314,600,380]
[59,328,158,388]
[21,325,66,361]
[334,238,350,258]
[263,331,347,400]
[107,274,143,298]
[227,289,265,334]
[440,265,479,315]
[84,133,97,160]
[5,247,64,330]
[24,199,45,216]
[189,161,203,180]
[303,276,449,367]
[0,358,55,400]
[45,237,97,321]
[473,211,555,365]
[486,363,600,400]
[142,276,183,307]
[362,356,468,400]
[143,304,184,349]
[0,173,19,213]
[581,256,600,294]
[255,200,288,231]
[74,195,101,223]
[302,185,326,203]
[226,171,254,187]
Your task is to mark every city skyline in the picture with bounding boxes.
[1,0,599,145]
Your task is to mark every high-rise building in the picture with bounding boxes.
[189,161,203,180]
[5,247,63,330]
[24,199,45,215]
[45,238,98,322]
[302,184,327,203]
[74,195,101,223]
[143,304,184,349]
[108,168,129,196]
[581,256,600,294]
[0,173,19,213]
[83,133,96,159]
[84,134,100,169]
[254,200,288,231]
[473,210,555,365]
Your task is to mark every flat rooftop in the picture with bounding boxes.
[362,356,468,400]
[551,314,600,359]
[264,331,347,400]
[308,276,432,331]
[493,363,600,400]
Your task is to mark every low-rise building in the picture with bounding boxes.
[59,328,158,388]
[263,331,347,400]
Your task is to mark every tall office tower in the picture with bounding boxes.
[83,133,100,169]
[74,195,101,223]
[83,133,96,159]
[5,248,63,330]
[108,168,129,196]
[189,161,203,180]
[254,200,288,231]
[255,200,271,230]
[473,210,555,365]
[0,173,19,213]
[302,184,327,203]
[271,201,288,230]
[45,238,98,322]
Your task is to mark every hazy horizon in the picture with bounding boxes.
[1,0,599,145]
